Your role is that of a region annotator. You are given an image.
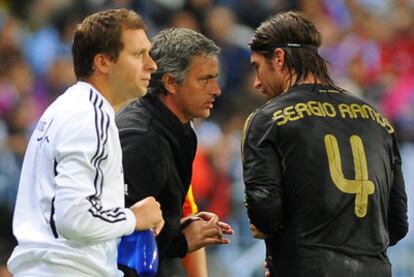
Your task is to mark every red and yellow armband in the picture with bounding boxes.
[182,185,198,217]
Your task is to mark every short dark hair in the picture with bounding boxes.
[72,9,146,79]
[250,11,338,88]
[148,28,220,96]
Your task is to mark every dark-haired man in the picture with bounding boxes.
[242,11,408,277]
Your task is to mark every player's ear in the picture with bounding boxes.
[92,53,111,75]
[162,73,178,95]
[272,48,285,69]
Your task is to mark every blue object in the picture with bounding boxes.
[118,230,159,276]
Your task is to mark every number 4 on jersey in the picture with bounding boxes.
[324,134,375,218]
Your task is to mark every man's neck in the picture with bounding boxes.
[284,74,322,92]
[83,76,117,109]
[114,98,134,113]
[158,94,189,124]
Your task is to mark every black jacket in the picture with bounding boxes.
[242,84,408,277]
[116,93,197,276]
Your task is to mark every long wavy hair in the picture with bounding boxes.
[250,11,340,90]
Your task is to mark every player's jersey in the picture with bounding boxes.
[8,82,136,277]
[242,84,408,276]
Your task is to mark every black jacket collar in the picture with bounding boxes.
[140,93,193,137]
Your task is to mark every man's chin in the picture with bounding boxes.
[136,89,148,98]
[263,93,273,101]
[200,110,211,119]
[263,91,278,100]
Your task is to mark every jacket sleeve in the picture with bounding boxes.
[242,112,284,235]
[388,135,408,245]
[53,110,136,243]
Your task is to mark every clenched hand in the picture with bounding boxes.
[130,196,164,235]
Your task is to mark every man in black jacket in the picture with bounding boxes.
[116,28,233,276]
[242,11,408,277]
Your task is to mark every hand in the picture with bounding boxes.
[249,224,270,240]
[195,211,218,223]
[130,196,164,235]
[182,220,227,253]
[195,211,234,236]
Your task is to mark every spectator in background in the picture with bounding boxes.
[0,236,13,277]
[169,10,201,32]
[183,0,215,33]
[242,11,408,276]
[0,99,34,213]
[0,120,19,243]
[192,121,232,221]
[204,6,251,103]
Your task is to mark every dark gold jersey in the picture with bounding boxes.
[242,84,408,276]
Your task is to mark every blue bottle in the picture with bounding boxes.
[118,230,159,276]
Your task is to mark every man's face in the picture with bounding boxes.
[250,51,285,100]
[110,29,157,104]
[171,55,221,122]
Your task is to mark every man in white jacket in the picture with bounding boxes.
[8,9,164,277]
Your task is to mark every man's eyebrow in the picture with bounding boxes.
[199,73,218,79]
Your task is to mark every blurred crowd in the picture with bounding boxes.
[0,0,413,276]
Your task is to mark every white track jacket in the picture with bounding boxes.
[8,82,136,277]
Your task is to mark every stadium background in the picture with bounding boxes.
[0,0,413,276]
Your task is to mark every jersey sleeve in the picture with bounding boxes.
[242,111,285,234]
[388,134,408,245]
[53,109,136,244]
